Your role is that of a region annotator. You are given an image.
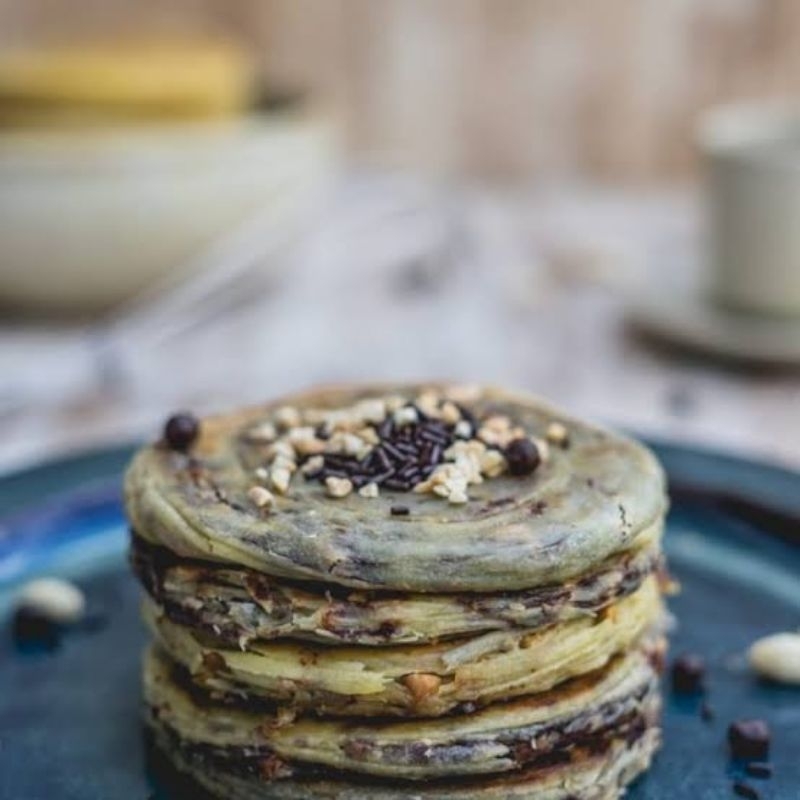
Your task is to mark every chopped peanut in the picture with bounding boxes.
[402,672,442,703]
[274,406,302,430]
[247,486,275,509]
[301,455,324,476]
[325,476,353,498]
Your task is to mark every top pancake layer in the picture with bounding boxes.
[125,383,666,592]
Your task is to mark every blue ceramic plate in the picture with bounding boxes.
[0,441,798,799]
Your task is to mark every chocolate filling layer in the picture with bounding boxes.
[147,707,653,788]
[131,533,661,647]
[147,657,659,783]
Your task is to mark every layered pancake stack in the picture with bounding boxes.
[126,384,669,799]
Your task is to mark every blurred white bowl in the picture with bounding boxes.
[0,111,339,315]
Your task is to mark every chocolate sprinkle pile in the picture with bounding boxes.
[303,405,468,492]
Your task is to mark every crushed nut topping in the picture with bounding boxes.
[353,399,386,424]
[480,448,506,478]
[402,672,442,702]
[244,421,277,444]
[301,455,325,476]
[392,406,419,427]
[454,419,473,439]
[533,437,550,464]
[274,406,302,430]
[243,388,556,504]
[287,427,326,456]
[546,421,569,447]
[270,465,292,495]
[325,476,353,498]
[247,486,275,510]
[440,401,461,425]
[266,440,295,462]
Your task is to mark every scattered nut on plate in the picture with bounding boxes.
[748,632,800,685]
[15,577,86,625]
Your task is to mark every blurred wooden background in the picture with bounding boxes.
[2,0,800,181]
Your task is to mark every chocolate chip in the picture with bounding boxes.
[164,412,199,452]
[390,505,410,516]
[671,653,706,694]
[732,781,760,799]
[384,477,412,491]
[728,719,771,761]
[12,607,60,651]
[314,424,331,440]
[504,438,540,476]
[744,763,773,780]
[376,621,398,637]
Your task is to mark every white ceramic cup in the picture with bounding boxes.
[699,103,800,316]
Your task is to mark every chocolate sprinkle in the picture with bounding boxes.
[306,407,463,493]
[390,505,410,516]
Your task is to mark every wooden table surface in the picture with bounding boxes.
[1,173,798,475]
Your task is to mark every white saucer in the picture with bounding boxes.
[627,289,800,367]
